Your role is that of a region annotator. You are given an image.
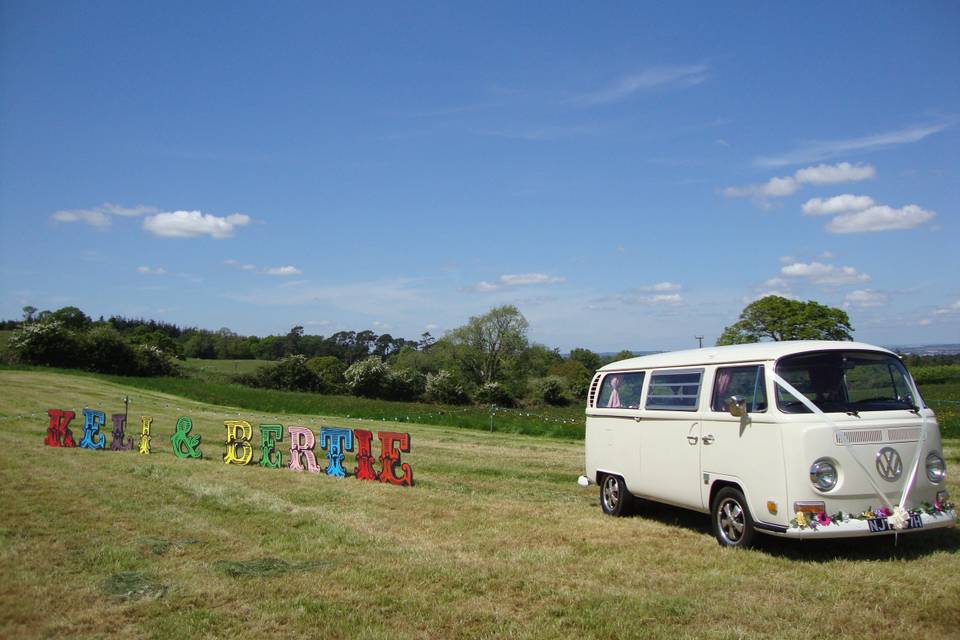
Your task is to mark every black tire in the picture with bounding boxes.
[711,486,756,548]
[600,474,633,517]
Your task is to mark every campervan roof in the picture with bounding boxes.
[598,340,897,372]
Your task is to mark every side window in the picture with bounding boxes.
[597,372,645,409]
[711,365,767,413]
[645,369,703,411]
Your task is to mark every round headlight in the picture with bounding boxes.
[926,453,946,484]
[810,459,838,491]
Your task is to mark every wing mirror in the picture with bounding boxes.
[726,395,748,417]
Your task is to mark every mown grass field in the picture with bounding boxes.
[180,358,272,382]
[0,368,958,639]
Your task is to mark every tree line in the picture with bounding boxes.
[6,296,954,407]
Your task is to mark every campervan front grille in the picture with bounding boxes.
[588,374,602,408]
[887,427,921,442]
[834,429,883,445]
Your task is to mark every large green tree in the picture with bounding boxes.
[716,295,853,345]
[448,305,529,385]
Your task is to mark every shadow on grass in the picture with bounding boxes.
[626,499,959,560]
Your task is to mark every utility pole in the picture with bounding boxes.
[695,336,704,348]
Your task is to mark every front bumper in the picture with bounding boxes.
[782,509,956,539]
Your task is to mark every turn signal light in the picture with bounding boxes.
[767,501,778,515]
[793,501,825,514]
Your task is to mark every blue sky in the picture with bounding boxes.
[1,2,958,351]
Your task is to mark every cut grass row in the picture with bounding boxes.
[0,369,958,639]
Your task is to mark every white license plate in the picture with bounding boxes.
[867,514,923,532]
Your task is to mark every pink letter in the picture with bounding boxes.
[288,426,319,472]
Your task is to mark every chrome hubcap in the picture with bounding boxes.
[718,498,745,543]
[602,477,620,511]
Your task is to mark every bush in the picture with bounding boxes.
[85,326,139,375]
[424,369,470,405]
[475,381,513,406]
[534,376,568,406]
[383,367,426,402]
[246,355,320,391]
[306,356,347,394]
[8,320,84,368]
[133,344,180,377]
[911,365,960,385]
[344,356,389,398]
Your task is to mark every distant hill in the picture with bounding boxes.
[886,344,960,356]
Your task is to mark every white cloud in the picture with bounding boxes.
[101,203,160,217]
[724,162,874,205]
[223,259,239,266]
[794,162,876,184]
[372,321,392,330]
[763,277,789,289]
[802,194,875,216]
[136,266,167,275]
[641,282,682,292]
[51,202,161,230]
[143,211,251,239]
[52,208,111,229]
[500,273,565,286]
[304,319,332,327]
[749,290,797,302]
[573,64,709,106]
[826,204,935,234]
[648,294,682,304]
[241,264,257,271]
[781,261,870,285]
[933,300,960,316]
[844,289,887,309]
[754,122,951,167]
[471,272,565,292]
[265,265,303,276]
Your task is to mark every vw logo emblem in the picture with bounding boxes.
[875,447,903,482]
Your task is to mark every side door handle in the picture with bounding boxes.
[686,435,699,445]
[702,434,715,445]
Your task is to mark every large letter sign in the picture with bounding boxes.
[259,424,283,469]
[377,432,414,486]
[223,420,253,465]
[171,416,202,459]
[39,406,416,489]
[138,416,153,455]
[45,409,77,448]
[110,414,134,451]
[287,426,319,473]
[353,429,378,481]
[79,409,107,450]
[318,427,353,478]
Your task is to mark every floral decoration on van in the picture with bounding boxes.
[789,500,955,530]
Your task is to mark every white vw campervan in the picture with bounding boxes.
[581,341,955,547]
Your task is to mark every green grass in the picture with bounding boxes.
[179,358,271,383]
[1,369,958,639]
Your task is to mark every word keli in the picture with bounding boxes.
[44,408,413,486]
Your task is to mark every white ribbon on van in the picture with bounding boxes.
[771,371,928,525]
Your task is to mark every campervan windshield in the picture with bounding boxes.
[775,350,920,414]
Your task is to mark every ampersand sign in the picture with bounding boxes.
[171,416,202,459]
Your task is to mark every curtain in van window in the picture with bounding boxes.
[607,375,622,408]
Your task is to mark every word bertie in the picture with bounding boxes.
[44,409,414,486]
